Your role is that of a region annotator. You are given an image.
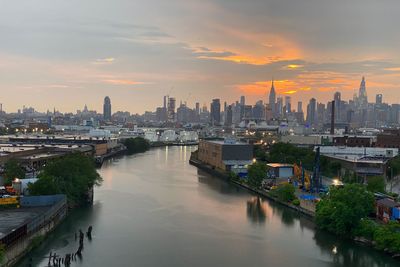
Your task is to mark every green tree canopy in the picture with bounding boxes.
[248,162,267,188]
[3,159,25,185]
[29,153,102,206]
[366,176,385,193]
[316,184,375,237]
[274,183,296,203]
[266,142,340,177]
[123,137,150,155]
[374,221,400,253]
[388,156,400,177]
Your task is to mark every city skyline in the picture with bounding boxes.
[0,77,391,115]
[1,0,400,113]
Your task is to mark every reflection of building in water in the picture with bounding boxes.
[247,197,266,224]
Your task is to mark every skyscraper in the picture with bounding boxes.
[376,94,383,105]
[358,76,368,107]
[240,96,245,106]
[334,91,341,122]
[103,96,112,121]
[210,99,221,125]
[306,98,317,126]
[276,97,283,118]
[240,96,245,120]
[285,96,291,114]
[225,105,233,126]
[297,101,303,113]
[167,97,176,122]
[269,79,276,115]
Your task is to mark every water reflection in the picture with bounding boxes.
[314,230,398,267]
[197,169,242,195]
[17,147,399,267]
[246,197,266,224]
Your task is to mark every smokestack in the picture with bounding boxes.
[330,100,335,135]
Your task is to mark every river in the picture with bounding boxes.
[18,146,399,267]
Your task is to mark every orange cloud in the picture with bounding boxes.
[190,25,303,65]
[285,64,304,69]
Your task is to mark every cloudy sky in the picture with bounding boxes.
[1,0,400,113]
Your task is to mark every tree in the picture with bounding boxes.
[316,184,375,237]
[3,159,25,185]
[366,176,385,193]
[0,243,5,264]
[388,156,400,177]
[123,137,150,155]
[29,153,102,206]
[275,183,296,203]
[247,162,267,188]
[353,218,378,240]
[374,221,400,253]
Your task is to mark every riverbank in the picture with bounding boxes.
[16,146,399,267]
[1,195,67,267]
[189,156,400,260]
[189,157,315,218]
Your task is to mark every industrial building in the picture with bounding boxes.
[318,146,398,176]
[197,139,253,174]
[266,163,294,179]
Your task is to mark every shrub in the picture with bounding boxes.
[275,184,296,203]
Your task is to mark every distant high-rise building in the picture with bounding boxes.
[252,102,265,120]
[103,96,112,121]
[225,105,233,126]
[306,98,317,126]
[376,94,383,105]
[297,101,303,113]
[276,97,283,117]
[334,92,341,122]
[163,96,168,109]
[239,96,246,120]
[317,102,326,124]
[269,79,276,115]
[195,102,200,115]
[168,97,176,122]
[210,99,221,125]
[358,76,368,107]
[285,96,291,114]
[240,96,245,106]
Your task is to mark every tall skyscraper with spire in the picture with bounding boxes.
[269,79,276,115]
[358,76,368,107]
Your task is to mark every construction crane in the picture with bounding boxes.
[310,147,322,193]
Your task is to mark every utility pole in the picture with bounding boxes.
[390,167,393,193]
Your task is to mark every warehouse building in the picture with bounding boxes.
[197,139,253,174]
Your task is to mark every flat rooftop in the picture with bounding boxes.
[0,207,48,239]
[205,140,250,146]
[267,163,293,168]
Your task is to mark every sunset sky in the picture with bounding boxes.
[1,0,400,113]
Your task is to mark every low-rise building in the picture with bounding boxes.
[376,198,400,222]
[266,163,294,179]
[281,135,322,146]
[377,129,400,148]
[333,135,375,147]
[318,146,397,176]
[197,139,253,174]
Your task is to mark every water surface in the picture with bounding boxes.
[18,146,398,267]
